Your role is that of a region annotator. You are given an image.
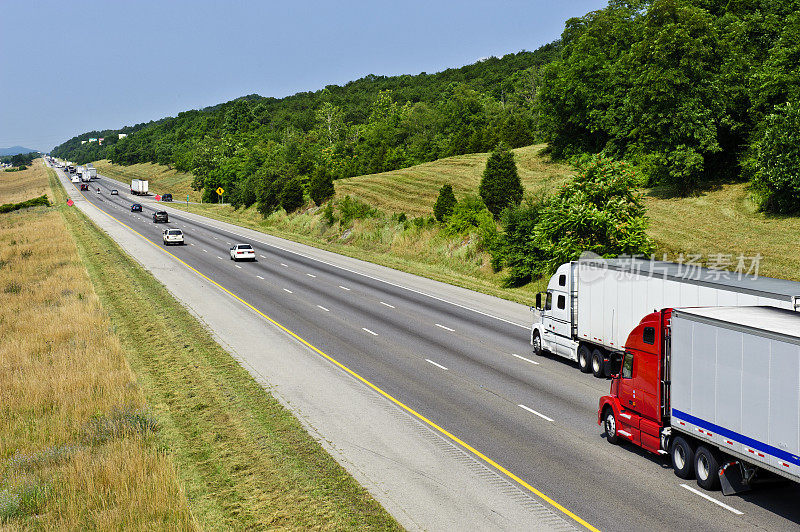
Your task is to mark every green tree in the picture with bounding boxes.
[479,144,523,218]
[309,165,336,206]
[433,184,457,221]
[280,178,305,213]
[747,101,800,213]
[501,156,653,285]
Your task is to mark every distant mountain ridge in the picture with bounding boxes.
[0,146,39,156]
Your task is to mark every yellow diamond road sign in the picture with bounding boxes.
[216,187,225,195]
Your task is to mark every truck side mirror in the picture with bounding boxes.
[535,293,542,310]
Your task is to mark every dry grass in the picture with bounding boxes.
[0,161,196,529]
[54,169,400,529]
[336,144,572,216]
[92,160,201,202]
[0,160,53,204]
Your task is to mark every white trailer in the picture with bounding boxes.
[532,257,800,377]
[84,164,97,179]
[130,179,149,195]
[670,306,800,493]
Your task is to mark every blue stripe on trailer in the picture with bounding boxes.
[672,408,800,466]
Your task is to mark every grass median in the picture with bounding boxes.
[48,167,399,529]
[1,160,196,529]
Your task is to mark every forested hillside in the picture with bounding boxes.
[540,0,800,210]
[54,0,800,213]
[52,46,558,204]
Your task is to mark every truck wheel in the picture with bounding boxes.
[532,331,542,356]
[591,349,605,378]
[578,345,591,373]
[603,407,619,444]
[695,445,721,491]
[671,436,695,480]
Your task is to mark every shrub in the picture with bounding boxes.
[309,166,336,206]
[338,195,377,225]
[280,178,305,213]
[433,184,457,222]
[479,143,523,218]
[499,156,654,286]
[0,195,51,214]
[747,101,800,213]
[445,195,499,251]
[321,201,336,225]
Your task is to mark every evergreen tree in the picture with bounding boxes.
[479,144,523,218]
[433,184,457,221]
[309,166,336,206]
[280,178,305,213]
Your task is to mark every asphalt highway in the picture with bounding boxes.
[63,170,800,530]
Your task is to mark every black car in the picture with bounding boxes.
[161,193,173,202]
[79,183,89,191]
[111,189,118,195]
[131,203,142,212]
[153,211,169,223]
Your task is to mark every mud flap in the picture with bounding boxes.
[720,461,752,496]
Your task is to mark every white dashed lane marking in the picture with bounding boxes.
[317,305,330,312]
[283,288,293,294]
[426,359,448,370]
[339,285,350,291]
[435,323,455,332]
[513,353,540,365]
[362,328,378,336]
[680,484,743,515]
[518,404,553,422]
[380,301,395,308]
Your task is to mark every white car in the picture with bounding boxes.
[229,243,255,261]
[162,228,184,245]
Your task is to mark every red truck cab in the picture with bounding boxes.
[598,309,672,454]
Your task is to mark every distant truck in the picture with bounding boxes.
[599,306,800,494]
[531,258,800,377]
[84,164,97,179]
[130,179,149,195]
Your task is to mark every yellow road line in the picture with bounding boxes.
[75,187,599,532]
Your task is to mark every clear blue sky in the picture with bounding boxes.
[1,0,607,151]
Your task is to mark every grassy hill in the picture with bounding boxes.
[336,145,571,217]
[96,146,800,305]
[92,160,201,202]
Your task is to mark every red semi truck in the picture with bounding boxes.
[599,306,800,494]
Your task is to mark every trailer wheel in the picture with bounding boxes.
[671,436,695,480]
[695,445,721,490]
[578,345,591,373]
[532,331,542,356]
[591,349,605,378]
[603,407,618,444]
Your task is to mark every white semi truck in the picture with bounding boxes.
[130,179,149,195]
[84,163,97,179]
[531,257,800,377]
